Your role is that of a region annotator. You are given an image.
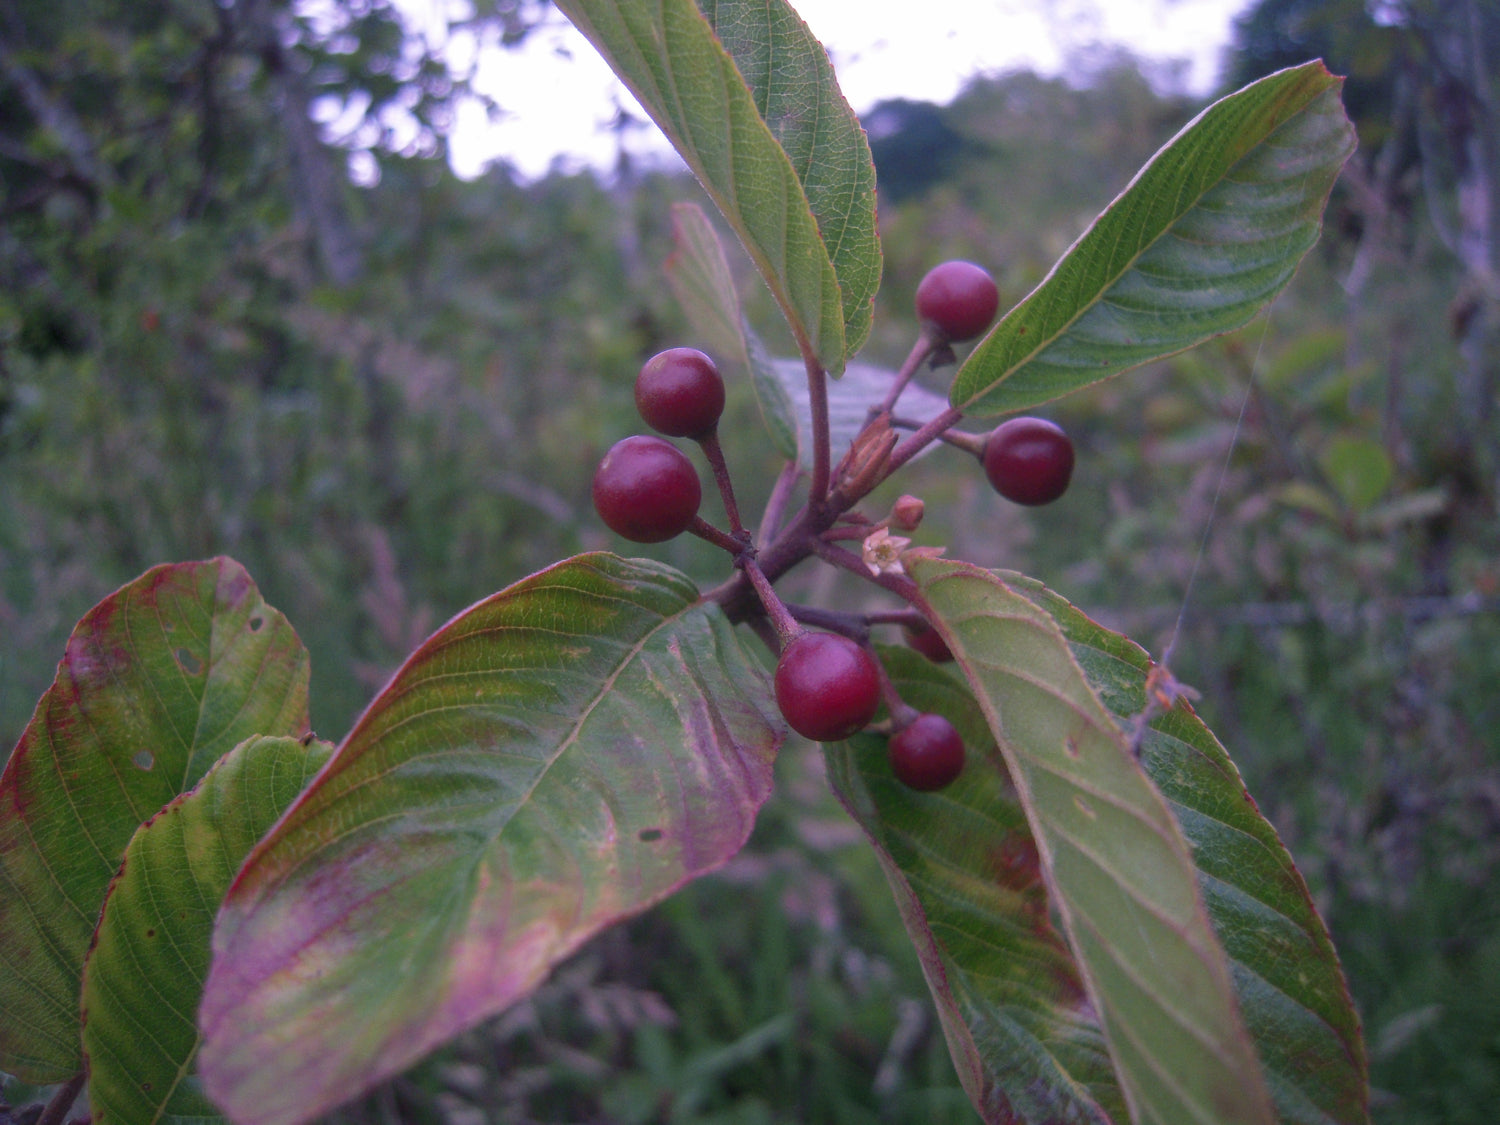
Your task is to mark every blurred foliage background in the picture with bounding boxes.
[2,0,1498,1121]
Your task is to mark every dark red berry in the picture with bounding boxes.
[635,347,726,438]
[982,416,1075,506]
[774,633,881,743]
[915,260,1000,343]
[903,624,954,664]
[592,435,702,543]
[889,713,965,791]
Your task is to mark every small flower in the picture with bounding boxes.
[862,528,911,576]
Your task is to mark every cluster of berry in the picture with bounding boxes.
[591,262,1077,792]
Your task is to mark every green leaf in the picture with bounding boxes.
[80,735,334,1125]
[772,359,949,473]
[828,584,1370,1124]
[824,648,1122,1124]
[666,201,800,460]
[0,559,310,1082]
[908,557,1276,1125]
[1274,480,1344,522]
[1260,327,1348,393]
[555,0,847,371]
[1007,575,1370,1125]
[197,554,783,1125]
[697,0,881,355]
[665,201,749,361]
[1319,436,1392,512]
[951,62,1356,418]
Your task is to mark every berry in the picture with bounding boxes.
[915,260,1000,343]
[635,347,726,438]
[903,624,954,664]
[982,416,1075,506]
[889,713,966,791]
[592,435,702,542]
[774,633,881,743]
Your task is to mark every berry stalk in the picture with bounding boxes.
[688,515,750,555]
[875,333,940,417]
[805,354,833,505]
[697,430,748,538]
[739,556,802,648]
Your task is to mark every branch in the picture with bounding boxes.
[809,537,919,603]
[0,33,109,192]
[34,1075,85,1125]
[805,351,831,505]
[783,602,871,644]
[241,0,363,286]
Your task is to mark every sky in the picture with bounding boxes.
[411,0,1255,180]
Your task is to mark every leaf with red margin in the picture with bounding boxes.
[0,558,310,1082]
[197,554,782,1125]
